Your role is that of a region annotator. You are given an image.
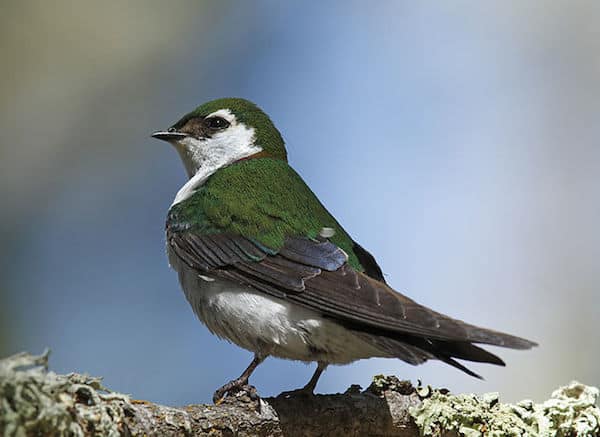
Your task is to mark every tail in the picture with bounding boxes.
[403,337,508,379]
[356,325,536,379]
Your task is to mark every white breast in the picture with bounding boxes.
[168,247,387,364]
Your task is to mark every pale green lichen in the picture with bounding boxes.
[0,350,133,437]
[411,381,600,437]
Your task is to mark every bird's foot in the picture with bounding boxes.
[213,379,259,405]
[277,386,315,399]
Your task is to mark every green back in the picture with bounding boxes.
[168,158,363,271]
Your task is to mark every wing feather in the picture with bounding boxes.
[167,231,537,355]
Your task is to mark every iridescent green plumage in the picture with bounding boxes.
[167,158,363,271]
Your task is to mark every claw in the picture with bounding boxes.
[213,380,259,404]
[213,354,265,404]
[213,385,235,404]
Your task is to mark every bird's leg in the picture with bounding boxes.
[278,361,328,397]
[213,354,265,404]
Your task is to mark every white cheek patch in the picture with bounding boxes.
[172,109,262,206]
[205,109,236,123]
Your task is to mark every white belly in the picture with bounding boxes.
[169,249,387,364]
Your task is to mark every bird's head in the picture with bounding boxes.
[152,98,286,178]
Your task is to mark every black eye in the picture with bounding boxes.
[205,117,230,129]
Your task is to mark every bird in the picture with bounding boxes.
[152,98,536,403]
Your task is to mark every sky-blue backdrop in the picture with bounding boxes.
[1,1,598,405]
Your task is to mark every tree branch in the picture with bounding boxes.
[126,383,422,437]
[1,351,598,436]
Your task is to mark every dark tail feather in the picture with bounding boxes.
[424,339,510,379]
[357,330,509,378]
[427,340,506,366]
[436,355,484,379]
[370,334,510,379]
[403,337,505,379]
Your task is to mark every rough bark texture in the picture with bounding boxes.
[1,351,599,437]
[124,386,425,437]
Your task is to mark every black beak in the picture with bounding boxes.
[151,130,189,142]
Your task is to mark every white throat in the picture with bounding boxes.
[172,109,261,206]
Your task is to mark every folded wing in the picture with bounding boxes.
[168,231,536,376]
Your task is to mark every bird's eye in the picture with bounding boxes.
[205,117,230,130]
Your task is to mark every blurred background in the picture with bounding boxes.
[1,0,598,405]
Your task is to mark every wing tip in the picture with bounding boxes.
[494,336,538,350]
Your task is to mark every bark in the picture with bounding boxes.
[124,384,425,437]
[1,351,599,437]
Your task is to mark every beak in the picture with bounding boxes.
[151,130,189,142]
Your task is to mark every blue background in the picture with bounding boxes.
[1,1,598,405]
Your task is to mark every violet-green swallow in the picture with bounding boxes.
[152,98,536,403]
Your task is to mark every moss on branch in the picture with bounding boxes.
[1,351,598,436]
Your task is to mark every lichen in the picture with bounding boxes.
[0,350,133,437]
[367,374,416,396]
[410,380,600,437]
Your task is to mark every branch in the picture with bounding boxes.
[1,351,598,436]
